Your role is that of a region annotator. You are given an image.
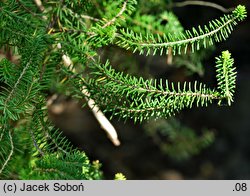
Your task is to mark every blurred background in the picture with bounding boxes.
[48,0,250,179]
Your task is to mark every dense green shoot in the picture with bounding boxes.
[0,0,247,179]
[85,51,236,122]
[116,5,247,56]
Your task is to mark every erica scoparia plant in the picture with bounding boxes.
[0,0,247,179]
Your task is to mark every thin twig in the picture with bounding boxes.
[98,65,219,100]
[0,132,3,142]
[44,130,69,154]
[17,0,42,19]
[37,104,69,154]
[136,15,236,48]
[81,14,100,22]
[171,1,232,13]
[86,0,130,40]
[0,131,14,174]
[102,0,128,28]
[29,128,45,156]
[3,61,31,115]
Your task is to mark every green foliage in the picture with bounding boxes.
[215,51,236,106]
[20,152,103,180]
[174,46,215,76]
[232,5,247,21]
[114,173,127,180]
[144,118,215,160]
[126,11,184,36]
[0,0,102,179]
[85,51,236,122]
[0,0,247,179]
[116,5,247,56]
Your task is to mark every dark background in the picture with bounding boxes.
[50,0,250,179]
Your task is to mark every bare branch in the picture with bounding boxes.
[81,14,100,22]
[57,43,121,146]
[171,1,231,13]
[82,87,120,146]
[34,0,45,12]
